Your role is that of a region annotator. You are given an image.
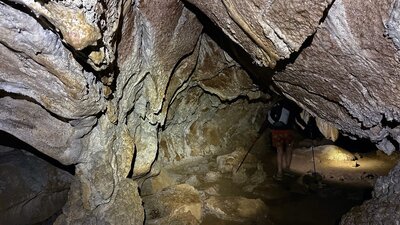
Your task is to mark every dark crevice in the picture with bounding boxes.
[0,130,75,175]
[386,135,399,151]
[335,134,377,153]
[106,1,126,100]
[319,0,336,24]
[159,37,203,129]
[272,32,316,73]
[158,38,201,116]
[34,0,50,6]
[126,144,137,178]
[195,83,270,106]
[381,113,400,129]
[273,0,335,73]
[182,1,274,93]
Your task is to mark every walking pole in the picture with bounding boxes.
[236,131,263,173]
[311,130,317,175]
[236,98,282,173]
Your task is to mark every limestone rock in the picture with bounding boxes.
[185,175,201,188]
[315,117,339,142]
[0,3,105,118]
[204,171,222,183]
[160,85,267,163]
[194,35,269,101]
[8,0,123,70]
[0,97,96,165]
[159,34,268,164]
[232,169,249,185]
[141,169,178,196]
[115,0,203,177]
[3,0,400,223]
[143,184,202,224]
[0,2,104,164]
[217,148,257,174]
[0,146,73,225]
[340,162,400,224]
[204,196,270,224]
[185,0,333,67]
[274,0,400,154]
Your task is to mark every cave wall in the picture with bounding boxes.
[159,34,269,163]
[0,0,204,223]
[1,0,266,223]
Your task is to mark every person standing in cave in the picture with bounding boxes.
[267,98,304,181]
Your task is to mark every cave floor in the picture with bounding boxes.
[142,133,399,225]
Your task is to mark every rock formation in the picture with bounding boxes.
[1,0,400,224]
[274,0,400,156]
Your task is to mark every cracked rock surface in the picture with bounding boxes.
[274,0,400,155]
[184,0,333,67]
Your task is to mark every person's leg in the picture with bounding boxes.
[276,144,284,177]
[284,142,293,170]
[272,130,284,180]
[283,130,294,172]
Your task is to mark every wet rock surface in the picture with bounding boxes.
[141,134,384,225]
[141,151,274,225]
[204,196,269,223]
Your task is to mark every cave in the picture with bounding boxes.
[0,131,74,225]
[1,0,400,225]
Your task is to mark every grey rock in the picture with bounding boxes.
[341,162,400,224]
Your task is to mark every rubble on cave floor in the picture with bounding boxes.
[140,137,399,225]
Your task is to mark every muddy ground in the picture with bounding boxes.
[141,131,399,225]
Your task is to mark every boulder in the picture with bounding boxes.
[142,184,202,224]
[217,147,258,174]
[204,196,270,224]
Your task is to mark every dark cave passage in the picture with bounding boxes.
[335,135,378,154]
[0,130,74,225]
[0,130,76,174]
